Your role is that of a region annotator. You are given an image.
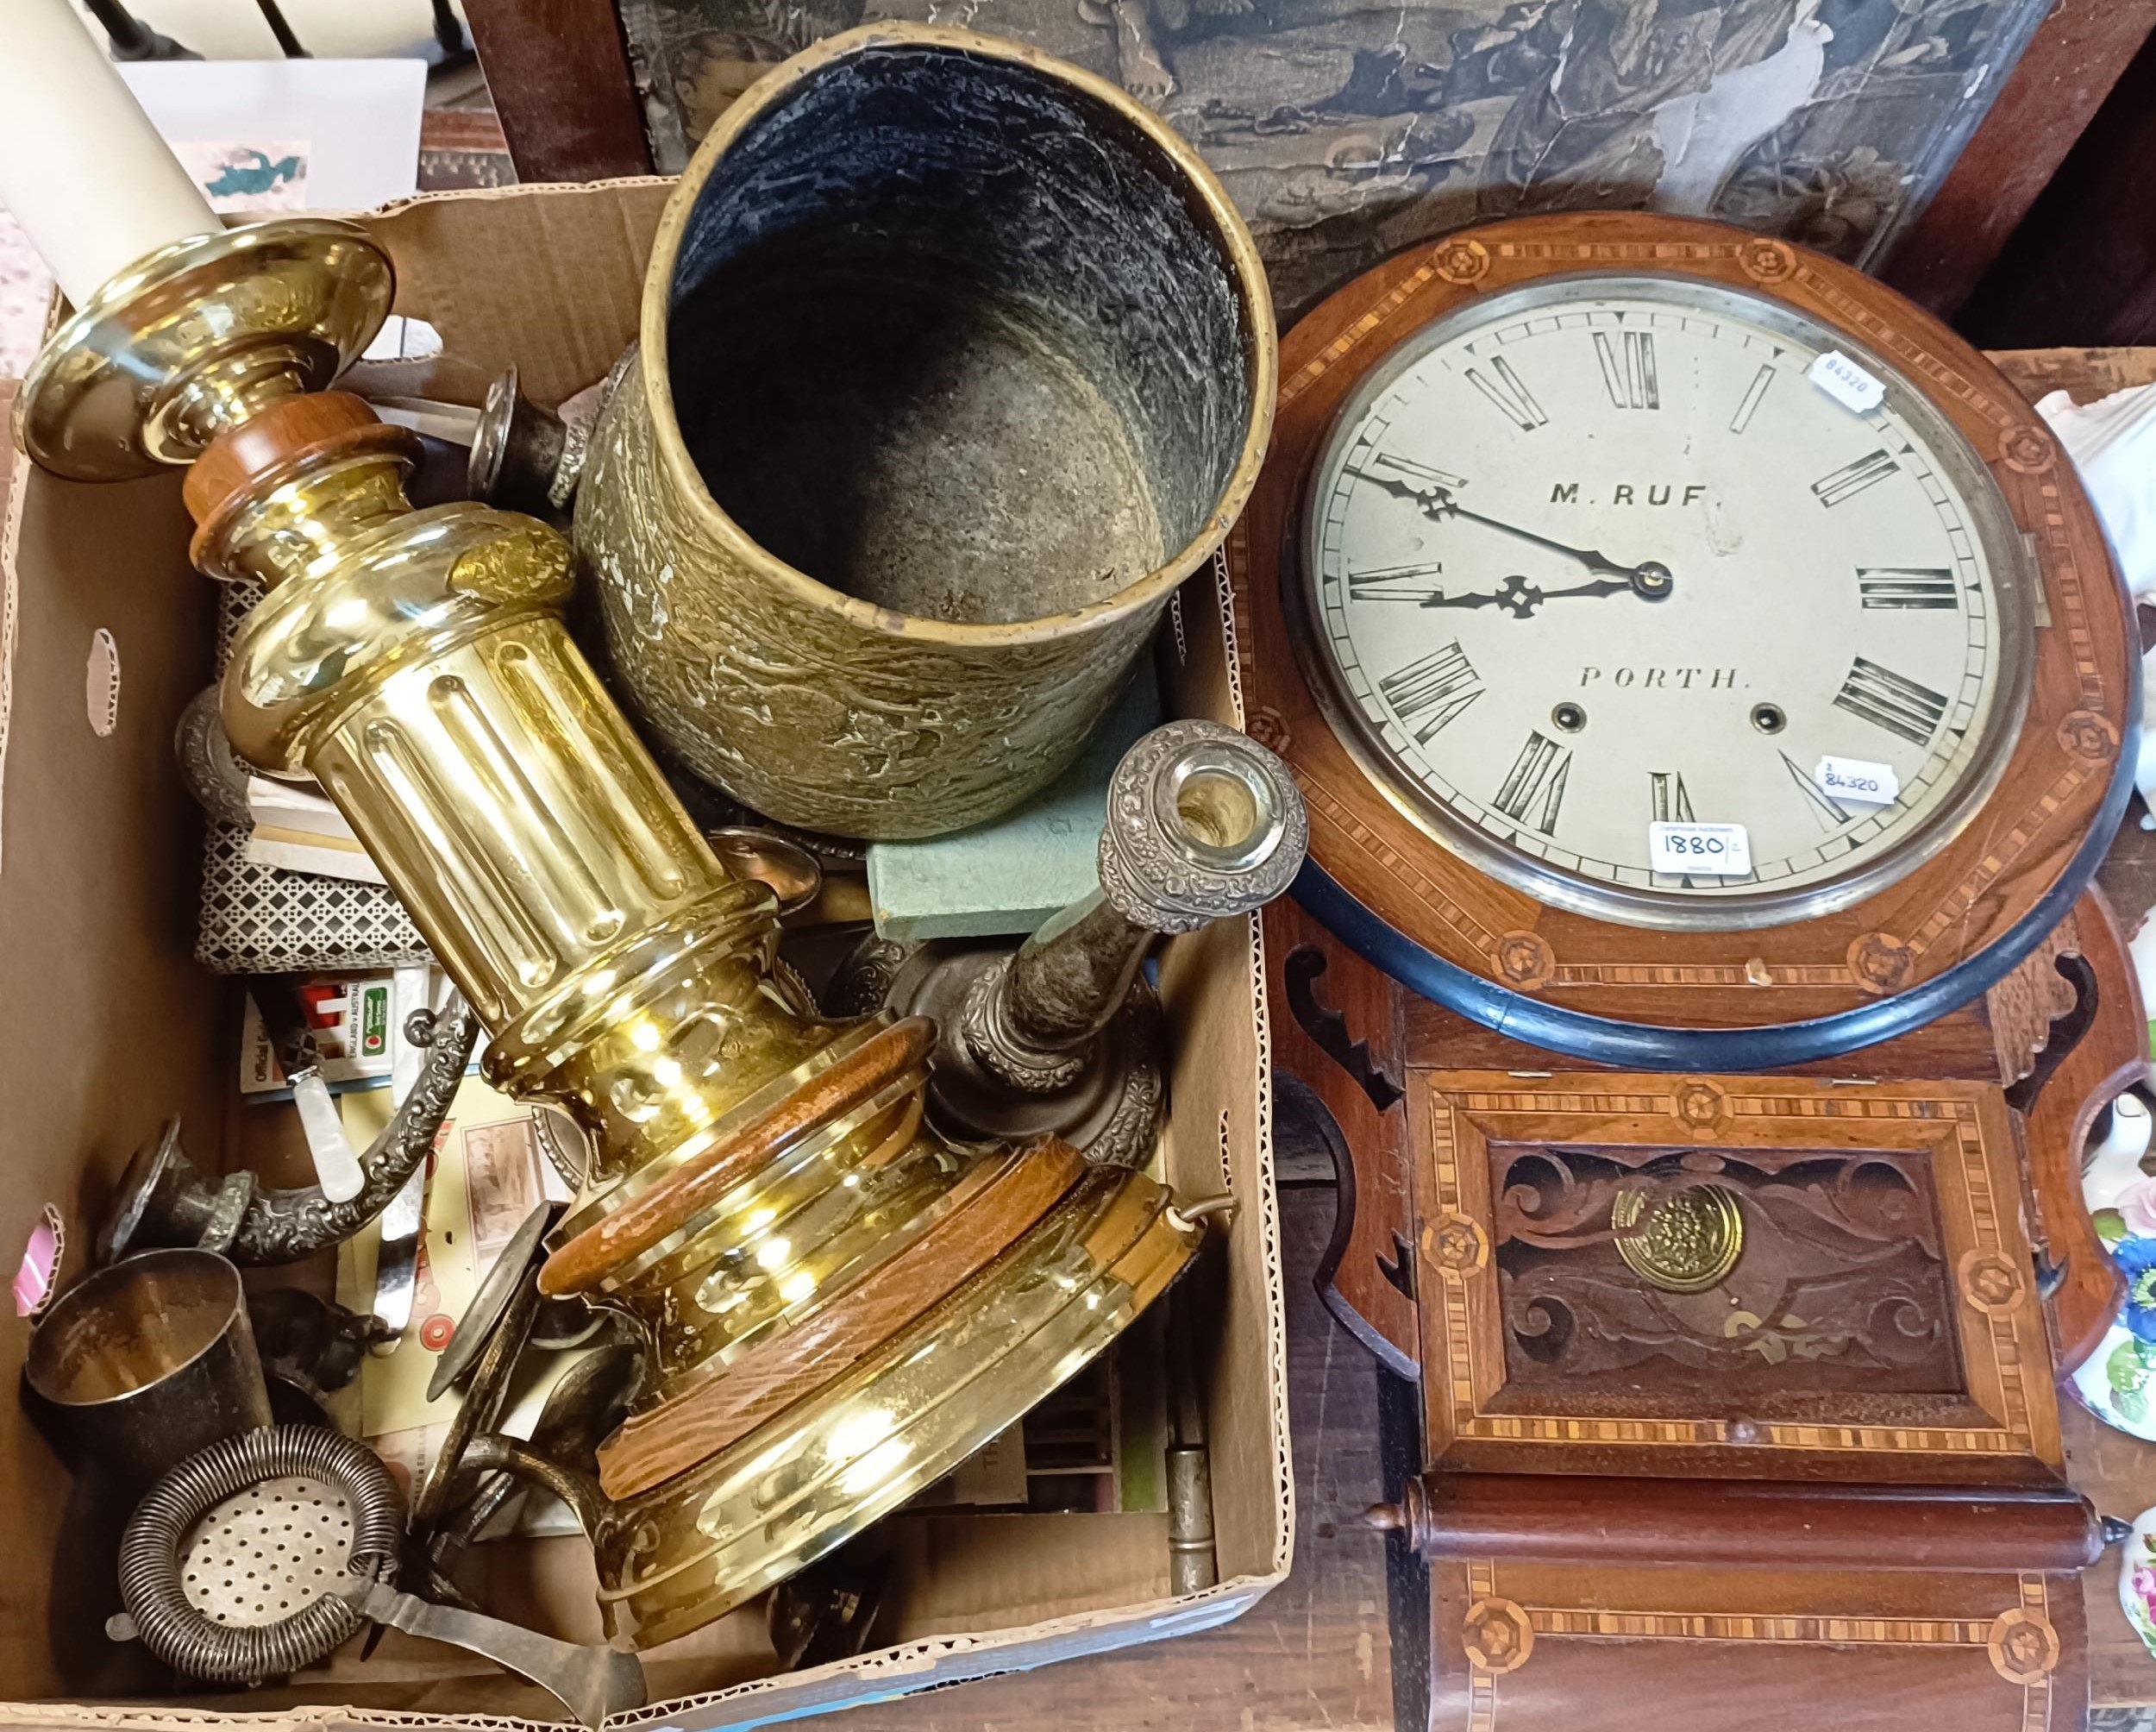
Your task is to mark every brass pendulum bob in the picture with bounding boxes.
[12,214,1224,1646]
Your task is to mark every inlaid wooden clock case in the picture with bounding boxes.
[1231,212,2137,1070]
[1235,214,2147,1731]
[1270,888,2144,1421]
[1268,889,2145,1732]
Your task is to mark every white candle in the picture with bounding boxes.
[0,0,220,306]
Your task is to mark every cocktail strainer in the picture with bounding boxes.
[111,1426,644,1727]
[115,1427,398,1683]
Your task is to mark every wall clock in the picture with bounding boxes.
[1232,212,2136,1069]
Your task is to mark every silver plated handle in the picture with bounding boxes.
[335,1578,646,1729]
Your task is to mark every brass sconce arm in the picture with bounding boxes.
[98,996,481,1264]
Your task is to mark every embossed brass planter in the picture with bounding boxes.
[577,22,1276,839]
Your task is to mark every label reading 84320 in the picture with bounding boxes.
[1808,349,1885,414]
[1646,821,1752,876]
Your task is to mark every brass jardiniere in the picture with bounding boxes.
[576,23,1276,839]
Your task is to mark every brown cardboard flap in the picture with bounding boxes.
[364,179,674,408]
[1158,554,1290,1591]
[0,461,229,1698]
[887,1512,1173,1633]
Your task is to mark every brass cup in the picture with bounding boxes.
[578,22,1277,840]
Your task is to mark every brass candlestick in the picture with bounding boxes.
[15,212,1212,1646]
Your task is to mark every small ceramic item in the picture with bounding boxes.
[2084,1090,2154,1217]
[2069,1093,2156,1434]
[2036,381,2156,608]
[2132,915,2156,1025]
[2136,644,2156,830]
[2121,1505,2156,1660]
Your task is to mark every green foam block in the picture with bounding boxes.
[868,664,1162,941]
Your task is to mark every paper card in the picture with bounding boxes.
[1814,755,1900,805]
[949,1425,1031,1507]
[335,1073,559,1439]
[240,976,398,1097]
[1809,350,1884,414]
[1648,821,1752,875]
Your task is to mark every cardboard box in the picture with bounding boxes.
[0,179,1289,1726]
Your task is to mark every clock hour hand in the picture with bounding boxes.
[1421,573,1666,619]
[1356,469,1673,599]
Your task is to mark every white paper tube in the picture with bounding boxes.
[0,0,221,305]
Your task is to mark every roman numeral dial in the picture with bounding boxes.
[1595,329,1658,410]
[1467,355,1547,431]
[1833,657,1951,746]
[1492,731,1570,834]
[1648,771,1694,822]
[1356,452,1468,499]
[1302,282,2013,911]
[1378,643,1483,742]
[1781,750,1854,831]
[1858,568,1959,609]
[1349,562,1447,602]
[1730,364,1774,434]
[1812,449,1900,507]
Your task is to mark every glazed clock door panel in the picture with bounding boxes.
[1232,212,2134,1067]
[1408,1070,2063,1485]
[1299,276,2031,926]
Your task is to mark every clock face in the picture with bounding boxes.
[1298,273,2035,930]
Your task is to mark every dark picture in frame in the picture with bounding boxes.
[617,0,2053,318]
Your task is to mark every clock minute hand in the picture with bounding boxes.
[1426,492,1672,596]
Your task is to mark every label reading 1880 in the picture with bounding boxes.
[1647,821,1753,876]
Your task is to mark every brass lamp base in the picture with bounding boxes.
[586,1164,1201,1647]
